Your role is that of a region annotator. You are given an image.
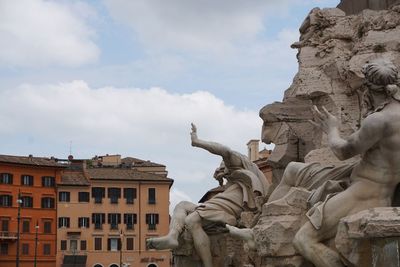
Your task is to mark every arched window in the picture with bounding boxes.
[147,264,158,267]
[109,264,119,267]
[93,264,103,267]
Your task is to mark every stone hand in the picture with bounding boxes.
[310,105,339,134]
[191,123,198,144]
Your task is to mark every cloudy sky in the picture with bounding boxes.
[0,0,339,210]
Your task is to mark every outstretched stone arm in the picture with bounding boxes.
[311,106,384,160]
[191,123,232,158]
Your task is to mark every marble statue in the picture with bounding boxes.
[146,123,270,267]
[227,59,400,267]
[293,58,400,267]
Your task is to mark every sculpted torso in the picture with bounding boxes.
[348,102,400,204]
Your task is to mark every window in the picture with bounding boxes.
[80,240,87,251]
[78,192,89,202]
[94,237,102,250]
[58,217,70,228]
[78,217,89,228]
[58,192,70,202]
[148,188,156,204]
[22,220,30,233]
[43,244,51,255]
[21,196,33,208]
[21,175,33,186]
[92,187,105,203]
[107,238,121,251]
[41,197,55,209]
[0,173,13,184]
[124,213,137,230]
[0,243,8,255]
[60,240,67,251]
[126,237,134,250]
[108,213,121,230]
[22,243,29,255]
[43,221,52,233]
[124,188,136,204]
[92,213,105,230]
[42,176,55,187]
[1,220,9,232]
[70,240,77,251]
[0,195,12,207]
[146,213,159,230]
[108,188,121,204]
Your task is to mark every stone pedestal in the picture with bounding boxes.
[172,231,246,267]
[336,207,400,267]
[253,187,313,267]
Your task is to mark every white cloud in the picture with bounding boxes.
[0,0,99,67]
[104,0,292,55]
[0,80,260,205]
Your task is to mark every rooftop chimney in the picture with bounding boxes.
[246,140,260,162]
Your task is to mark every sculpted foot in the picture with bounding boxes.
[146,235,179,250]
[226,224,256,250]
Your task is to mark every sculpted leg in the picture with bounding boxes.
[293,192,354,267]
[146,201,197,250]
[226,224,256,250]
[293,222,343,267]
[268,162,305,202]
[185,212,213,267]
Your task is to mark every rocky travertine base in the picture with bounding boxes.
[336,207,400,267]
[253,188,312,267]
[172,213,256,267]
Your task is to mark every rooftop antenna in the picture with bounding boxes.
[69,140,72,156]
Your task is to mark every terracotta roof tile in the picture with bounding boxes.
[86,168,173,183]
[60,170,90,186]
[121,157,165,167]
[0,154,65,168]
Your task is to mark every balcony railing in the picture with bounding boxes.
[0,231,17,240]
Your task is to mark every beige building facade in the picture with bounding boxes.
[57,156,173,267]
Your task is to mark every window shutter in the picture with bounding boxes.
[41,198,45,208]
[0,196,3,206]
[66,193,70,202]
[101,213,105,224]
[58,218,62,228]
[67,218,70,228]
[108,214,111,224]
[107,238,111,251]
[91,214,95,224]
[134,214,137,224]
[50,198,55,208]
[10,174,13,184]
[148,188,156,204]
[42,177,45,186]
[146,214,149,224]
[78,218,82,228]
[123,214,127,224]
[156,214,159,224]
[118,238,122,250]
[117,214,121,224]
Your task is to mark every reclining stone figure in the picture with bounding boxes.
[227,58,400,267]
[146,123,270,267]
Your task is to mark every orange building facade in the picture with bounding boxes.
[57,155,174,267]
[0,155,65,267]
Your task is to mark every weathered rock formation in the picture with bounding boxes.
[336,207,400,266]
[257,3,400,267]
[253,188,313,267]
[338,0,400,15]
[260,5,400,183]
